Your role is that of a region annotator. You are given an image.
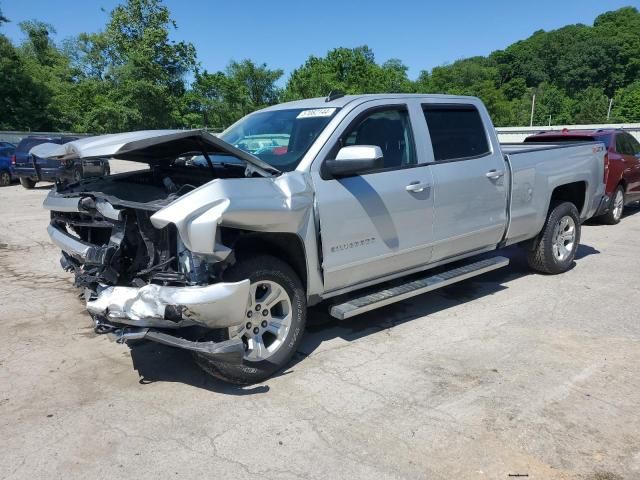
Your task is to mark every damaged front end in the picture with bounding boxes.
[37,129,288,363]
[46,190,250,362]
[39,130,314,365]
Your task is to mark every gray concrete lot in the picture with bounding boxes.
[1,162,639,479]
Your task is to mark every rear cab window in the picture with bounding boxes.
[422,104,490,161]
[16,138,54,153]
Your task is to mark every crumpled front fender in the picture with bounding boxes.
[150,171,314,257]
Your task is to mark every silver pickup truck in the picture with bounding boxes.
[38,94,606,384]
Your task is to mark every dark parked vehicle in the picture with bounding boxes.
[12,135,110,189]
[525,129,640,224]
[0,141,16,149]
[0,145,16,186]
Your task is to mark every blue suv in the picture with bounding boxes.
[0,144,16,186]
[13,135,110,189]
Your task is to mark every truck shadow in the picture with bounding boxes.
[129,342,271,395]
[287,243,600,372]
[127,243,599,393]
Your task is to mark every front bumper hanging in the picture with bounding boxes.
[109,327,245,364]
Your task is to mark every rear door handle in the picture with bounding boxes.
[406,181,430,193]
[486,169,504,180]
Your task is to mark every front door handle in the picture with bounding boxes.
[486,169,504,180]
[406,181,430,193]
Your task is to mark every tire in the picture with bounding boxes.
[19,177,36,189]
[527,201,581,274]
[0,171,11,187]
[73,167,83,183]
[194,254,307,384]
[599,185,625,225]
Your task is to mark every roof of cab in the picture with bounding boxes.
[259,93,482,112]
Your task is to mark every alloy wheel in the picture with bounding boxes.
[612,189,624,221]
[229,280,293,362]
[552,215,576,262]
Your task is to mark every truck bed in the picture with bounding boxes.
[502,141,606,245]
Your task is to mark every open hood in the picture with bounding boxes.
[29,129,280,177]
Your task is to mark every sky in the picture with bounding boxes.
[2,0,638,81]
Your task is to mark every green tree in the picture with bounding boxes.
[611,81,640,122]
[572,87,609,124]
[75,0,196,131]
[0,34,50,130]
[184,59,283,129]
[284,46,411,99]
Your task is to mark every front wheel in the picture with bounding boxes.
[19,177,36,189]
[527,201,581,274]
[194,255,307,384]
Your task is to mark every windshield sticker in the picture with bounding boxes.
[296,108,337,119]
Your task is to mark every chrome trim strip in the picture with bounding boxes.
[43,194,80,212]
[47,224,93,259]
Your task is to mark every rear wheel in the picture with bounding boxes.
[73,167,83,183]
[194,255,307,384]
[19,177,36,189]
[527,201,581,274]
[599,185,625,225]
[0,170,11,186]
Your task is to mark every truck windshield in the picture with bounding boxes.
[220,108,339,172]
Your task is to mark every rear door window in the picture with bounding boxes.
[422,104,490,161]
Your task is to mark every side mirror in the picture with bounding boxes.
[325,145,384,178]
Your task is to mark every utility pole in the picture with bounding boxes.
[530,93,536,127]
[607,98,613,121]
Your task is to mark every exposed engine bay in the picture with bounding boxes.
[51,163,247,291]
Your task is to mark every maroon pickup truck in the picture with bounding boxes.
[525,129,640,224]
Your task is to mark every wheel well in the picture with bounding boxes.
[550,181,586,215]
[223,229,308,290]
[618,179,627,192]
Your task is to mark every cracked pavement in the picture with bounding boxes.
[1,161,639,480]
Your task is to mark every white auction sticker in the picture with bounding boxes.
[296,108,337,119]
